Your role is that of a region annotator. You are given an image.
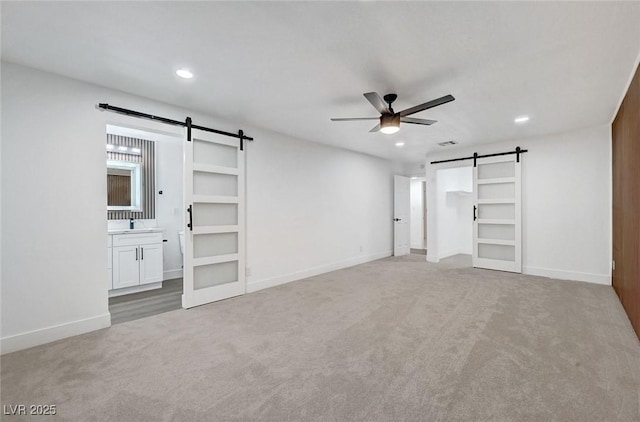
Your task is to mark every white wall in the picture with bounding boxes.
[426,125,612,284]
[154,140,184,280]
[435,167,473,258]
[245,138,393,292]
[410,179,424,249]
[403,161,426,177]
[1,62,394,353]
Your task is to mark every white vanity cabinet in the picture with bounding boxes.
[111,231,163,290]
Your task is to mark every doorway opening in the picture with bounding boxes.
[409,177,428,255]
[435,166,473,267]
[106,123,185,324]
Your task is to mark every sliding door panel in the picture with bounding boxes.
[183,128,245,308]
[473,155,522,273]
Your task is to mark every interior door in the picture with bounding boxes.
[183,127,245,309]
[472,155,521,272]
[394,175,411,256]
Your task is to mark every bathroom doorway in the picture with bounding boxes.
[105,123,185,324]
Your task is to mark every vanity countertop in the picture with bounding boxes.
[108,228,163,235]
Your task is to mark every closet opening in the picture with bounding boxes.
[434,166,473,268]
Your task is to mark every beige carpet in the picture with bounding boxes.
[2,254,640,421]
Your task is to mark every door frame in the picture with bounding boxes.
[104,119,186,319]
[425,162,474,263]
[393,175,411,256]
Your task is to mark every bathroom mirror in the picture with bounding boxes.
[107,160,143,211]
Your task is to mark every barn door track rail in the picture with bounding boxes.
[430,146,528,166]
[97,103,253,150]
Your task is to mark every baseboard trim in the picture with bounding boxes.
[163,268,183,281]
[246,250,392,293]
[438,249,460,260]
[1,313,112,355]
[109,282,162,297]
[523,266,611,285]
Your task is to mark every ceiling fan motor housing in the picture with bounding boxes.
[380,113,401,131]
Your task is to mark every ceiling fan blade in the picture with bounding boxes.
[399,95,455,117]
[401,117,437,126]
[363,92,390,114]
[330,117,380,121]
[369,123,381,133]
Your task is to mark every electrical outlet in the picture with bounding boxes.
[245,267,252,277]
[359,246,363,253]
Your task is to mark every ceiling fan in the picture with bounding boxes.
[331,92,455,134]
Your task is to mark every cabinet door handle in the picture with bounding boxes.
[135,247,138,261]
[141,247,144,260]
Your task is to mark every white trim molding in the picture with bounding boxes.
[1,313,112,355]
[247,250,392,293]
[163,268,183,281]
[438,248,467,260]
[523,266,611,285]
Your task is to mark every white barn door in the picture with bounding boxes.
[183,127,246,308]
[394,175,411,256]
[472,155,521,273]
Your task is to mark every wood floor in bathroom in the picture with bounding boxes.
[109,278,183,325]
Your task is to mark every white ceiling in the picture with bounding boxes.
[2,1,639,162]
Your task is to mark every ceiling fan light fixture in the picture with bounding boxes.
[380,114,401,135]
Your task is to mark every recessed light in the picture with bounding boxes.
[106,144,115,150]
[131,148,141,154]
[411,176,418,179]
[514,115,530,124]
[118,146,128,152]
[176,68,194,79]
[395,142,405,147]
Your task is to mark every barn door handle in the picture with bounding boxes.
[473,205,477,221]
[393,218,401,222]
[187,205,193,231]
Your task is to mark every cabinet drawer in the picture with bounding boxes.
[113,232,163,247]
